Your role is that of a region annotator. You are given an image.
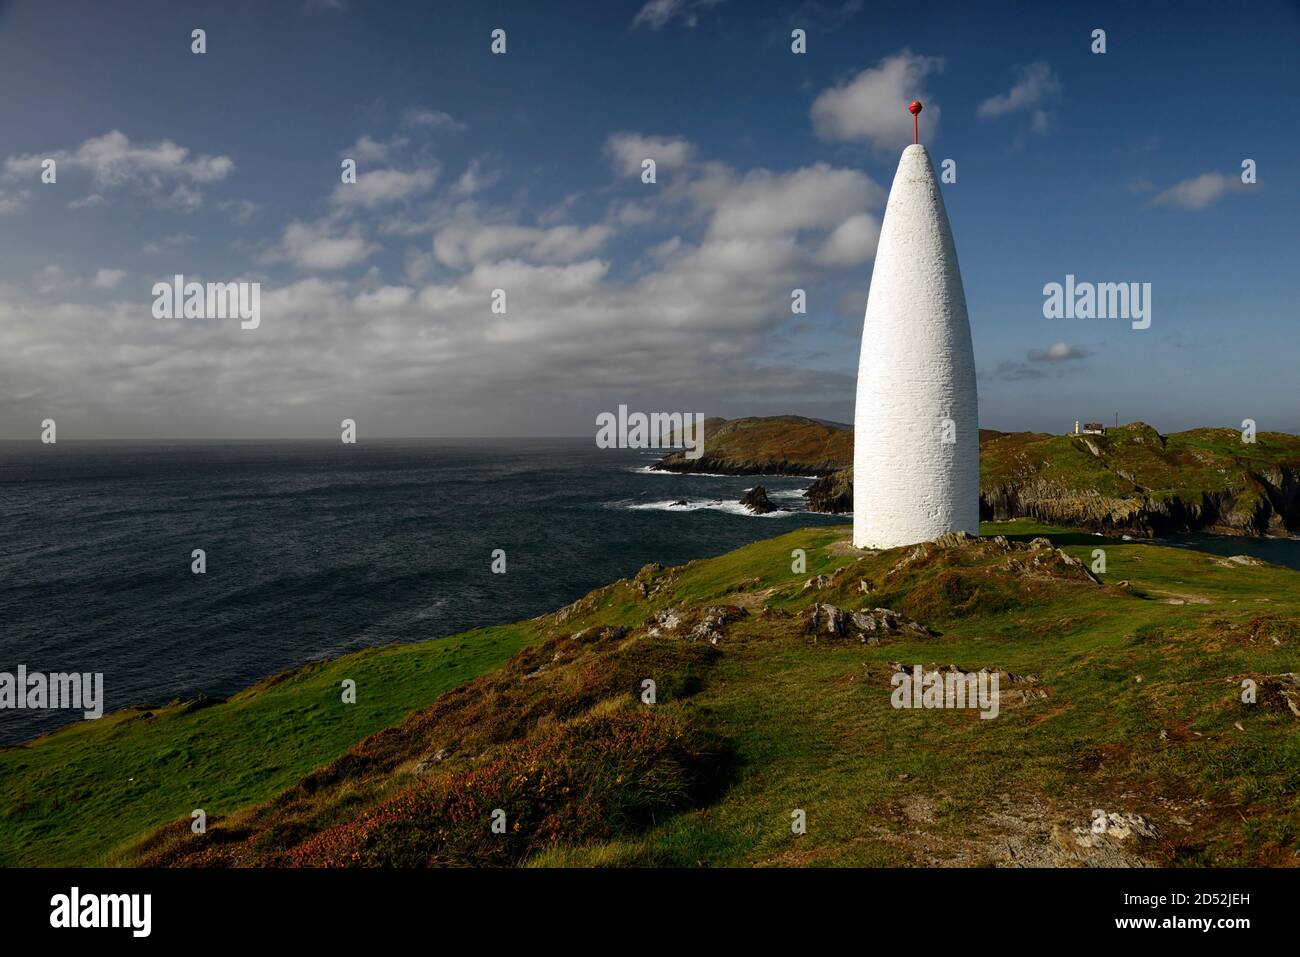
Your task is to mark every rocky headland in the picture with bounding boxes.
[652,415,851,476]
[655,417,1300,538]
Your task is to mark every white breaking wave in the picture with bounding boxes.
[619,498,801,517]
[630,466,820,481]
[768,487,811,501]
[629,466,739,478]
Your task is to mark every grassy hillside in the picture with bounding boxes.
[979,424,1300,536]
[0,623,537,866]
[654,415,852,476]
[682,416,1300,536]
[8,520,1295,867]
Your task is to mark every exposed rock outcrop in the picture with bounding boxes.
[851,608,936,643]
[739,485,777,514]
[1256,673,1300,718]
[821,462,1300,536]
[976,480,1298,538]
[805,468,852,514]
[888,662,1046,707]
[647,605,747,645]
[806,602,935,643]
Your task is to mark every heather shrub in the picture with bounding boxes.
[288,705,721,866]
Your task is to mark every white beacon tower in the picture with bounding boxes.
[853,101,979,549]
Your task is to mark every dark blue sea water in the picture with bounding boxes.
[1151,532,1300,568]
[0,439,844,746]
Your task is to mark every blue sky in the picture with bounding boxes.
[0,0,1296,438]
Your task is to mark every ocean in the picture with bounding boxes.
[0,439,843,746]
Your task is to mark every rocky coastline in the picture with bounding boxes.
[653,417,1300,538]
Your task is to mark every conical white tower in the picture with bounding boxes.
[853,130,978,549]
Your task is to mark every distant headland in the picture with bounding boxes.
[653,416,1300,538]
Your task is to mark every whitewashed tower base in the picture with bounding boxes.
[853,139,979,549]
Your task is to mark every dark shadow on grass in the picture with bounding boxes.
[688,735,742,811]
[999,530,1114,548]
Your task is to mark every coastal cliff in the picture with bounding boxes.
[656,417,1300,538]
[978,424,1300,537]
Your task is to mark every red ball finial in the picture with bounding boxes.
[908,100,923,144]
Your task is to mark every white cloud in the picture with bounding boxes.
[219,198,259,224]
[5,130,232,184]
[91,268,127,289]
[68,193,106,209]
[160,183,204,213]
[331,166,439,207]
[452,158,502,197]
[811,51,943,150]
[632,0,686,29]
[277,220,378,270]
[469,258,611,299]
[977,62,1060,119]
[142,233,195,255]
[648,236,683,260]
[433,221,613,268]
[814,213,880,266]
[1149,172,1249,210]
[402,108,465,132]
[3,131,233,211]
[345,134,405,164]
[403,248,435,283]
[605,132,695,176]
[0,134,884,437]
[354,285,414,313]
[977,62,1060,134]
[260,277,349,316]
[0,189,30,214]
[1028,342,1090,363]
[34,265,84,294]
[706,163,884,238]
[613,201,657,227]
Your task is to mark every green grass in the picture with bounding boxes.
[532,525,1298,867]
[657,415,852,474]
[4,519,1298,867]
[0,623,537,866]
[489,520,1300,867]
[980,424,1300,494]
